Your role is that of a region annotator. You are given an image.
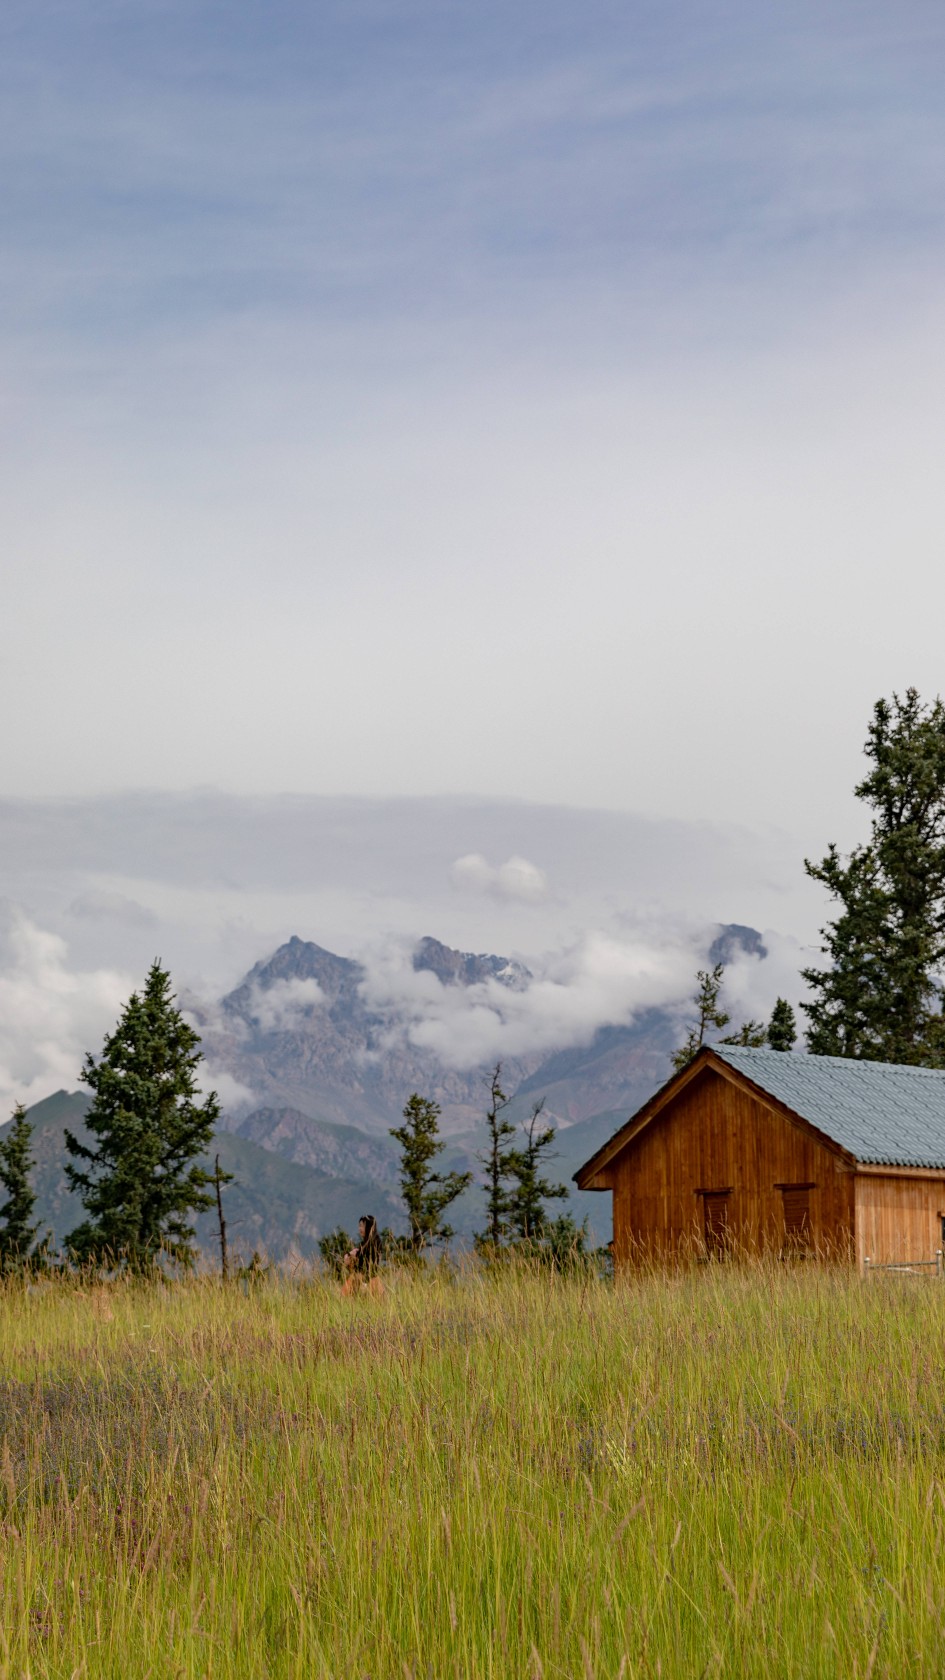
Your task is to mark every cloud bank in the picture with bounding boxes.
[0,793,818,1111]
[356,920,792,1073]
[0,907,132,1112]
[245,976,326,1034]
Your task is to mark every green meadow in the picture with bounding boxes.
[1,1263,944,1679]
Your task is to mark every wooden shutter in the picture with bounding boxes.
[780,1185,812,1251]
[703,1192,730,1257]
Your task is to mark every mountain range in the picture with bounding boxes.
[16,924,766,1261]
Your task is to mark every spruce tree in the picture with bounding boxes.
[64,961,219,1270]
[802,690,945,1064]
[476,1064,519,1248]
[506,1100,569,1243]
[767,997,797,1052]
[389,1093,472,1254]
[0,1103,42,1270]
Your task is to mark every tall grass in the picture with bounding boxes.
[0,1261,944,1677]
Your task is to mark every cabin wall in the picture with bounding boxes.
[609,1068,855,1268]
[854,1174,945,1267]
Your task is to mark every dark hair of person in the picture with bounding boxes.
[356,1214,381,1273]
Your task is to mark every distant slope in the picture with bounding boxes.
[12,1092,402,1264]
[17,1089,626,1256]
[230,1106,401,1186]
[510,1009,677,1126]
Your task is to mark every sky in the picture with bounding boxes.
[2,0,944,1103]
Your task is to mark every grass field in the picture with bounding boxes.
[1,1262,944,1679]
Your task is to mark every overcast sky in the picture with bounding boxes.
[2,1,943,1102]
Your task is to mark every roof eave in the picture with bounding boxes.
[573,1048,722,1188]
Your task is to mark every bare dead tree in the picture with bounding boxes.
[212,1153,234,1280]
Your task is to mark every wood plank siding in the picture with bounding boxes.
[854,1173,945,1267]
[604,1066,855,1266]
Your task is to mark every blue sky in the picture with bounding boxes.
[2,0,945,1100]
[3,0,945,830]
[5,1,944,355]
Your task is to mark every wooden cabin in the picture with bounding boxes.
[574,1044,945,1271]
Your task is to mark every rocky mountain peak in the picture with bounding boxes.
[413,935,531,991]
[708,923,769,966]
[223,936,361,1015]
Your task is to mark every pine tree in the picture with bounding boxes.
[389,1093,472,1254]
[719,1019,767,1048]
[64,961,219,1270]
[802,690,945,1064]
[767,997,797,1052]
[506,1099,569,1243]
[0,1103,42,1270]
[476,1064,519,1248]
[671,965,731,1070]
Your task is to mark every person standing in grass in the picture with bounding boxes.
[342,1214,384,1297]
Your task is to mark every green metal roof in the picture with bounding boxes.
[712,1045,945,1169]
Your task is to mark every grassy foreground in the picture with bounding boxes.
[1,1264,944,1678]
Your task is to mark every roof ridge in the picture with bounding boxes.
[714,1045,945,1079]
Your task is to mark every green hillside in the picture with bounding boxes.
[10,1092,403,1265]
[10,1089,619,1260]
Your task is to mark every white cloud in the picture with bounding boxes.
[246,976,325,1033]
[0,906,132,1111]
[198,1066,256,1115]
[358,924,701,1070]
[351,914,816,1074]
[451,853,550,903]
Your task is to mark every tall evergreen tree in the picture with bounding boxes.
[767,997,797,1052]
[389,1092,472,1254]
[64,961,220,1270]
[0,1103,42,1270]
[506,1100,569,1243]
[802,690,945,1064]
[476,1064,519,1248]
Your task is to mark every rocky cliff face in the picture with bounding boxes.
[195,934,538,1135]
[412,935,530,991]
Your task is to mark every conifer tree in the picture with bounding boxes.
[0,1103,42,1270]
[389,1093,472,1253]
[719,1019,768,1048]
[673,964,777,1067]
[671,964,730,1070]
[767,997,797,1052]
[506,1099,569,1243]
[802,690,945,1064]
[64,961,219,1270]
[476,1064,519,1248]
